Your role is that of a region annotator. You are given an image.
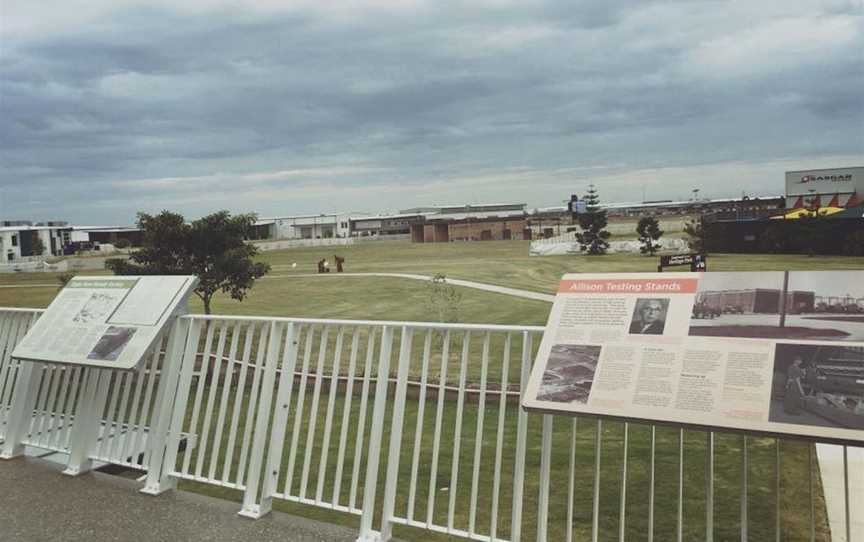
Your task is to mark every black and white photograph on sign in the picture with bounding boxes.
[769,344,864,430]
[535,344,600,403]
[689,271,864,342]
[629,298,669,335]
[87,326,137,362]
[73,293,122,324]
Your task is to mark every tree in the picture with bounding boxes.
[683,216,707,253]
[575,184,610,255]
[636,216,663,256]
[32,236,45,256]
[424,274,463,323]
[105,210,270,314]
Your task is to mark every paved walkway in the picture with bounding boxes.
[0,456,363,542]
[266,272,556,303]
[816,444,864,542]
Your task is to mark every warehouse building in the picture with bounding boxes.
[407,203,529,243]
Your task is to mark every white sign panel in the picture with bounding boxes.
[523,271,864,446]
[13,275,198,370]
[785,166,864,197]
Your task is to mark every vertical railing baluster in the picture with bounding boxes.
[194,323,228,478]
[222,322,256,484]
[489,333,511,541]
[469,332,491,537]
[407,329,432,523]
[208,322,242,481]
[536,415,553,542]
[511,331,533,542]
[300,325,330,500]
[316,327,345,503]
[380,326,414,541]
[741,435,748,542]
[426,330,451,527]
[349,327,376,513]
[447,331,471,532]
[333,327,361,508]
[357,325,394,540]
[285,325,316,496]
[706,432,714,542]
[592,419,602,542]
[619,422,629,542]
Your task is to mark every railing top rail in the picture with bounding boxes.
[181,313,546,333]
[0,307,46,314]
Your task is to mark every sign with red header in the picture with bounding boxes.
[523,271,864,446]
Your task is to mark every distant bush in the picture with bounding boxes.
[113,238,131,249]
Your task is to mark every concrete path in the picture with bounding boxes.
[0,456,365,542]
[265,272,556,303]
[816,444,864,542]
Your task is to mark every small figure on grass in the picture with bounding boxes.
[335,256,345,273]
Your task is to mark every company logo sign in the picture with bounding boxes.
[799,174,853,184]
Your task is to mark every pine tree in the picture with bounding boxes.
[636,216,663,256]
[575,184,610,255]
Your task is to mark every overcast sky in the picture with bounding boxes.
[2,0,862,224]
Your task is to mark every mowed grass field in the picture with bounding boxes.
[1,240,860,540]
[4,239,862,322]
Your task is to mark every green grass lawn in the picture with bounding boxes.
[1,242,858,541]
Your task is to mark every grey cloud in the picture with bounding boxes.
[1,0,862,223]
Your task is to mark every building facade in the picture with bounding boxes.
[0,223,71,261]
[785,167,864,209]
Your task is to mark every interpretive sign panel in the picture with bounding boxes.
[658,253,706,272]
[13,275,198,370]
[522,271,864,445]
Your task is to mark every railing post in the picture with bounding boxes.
[356,325,394,542]
[257,323,300,517]
[63,367,112,475]
[510,331,533,542]
[141,317,196,495]
[0,361,41,459]
[239,321,284,519]
[380,327,413,542]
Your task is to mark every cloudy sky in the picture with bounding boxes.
[2,0,862,224]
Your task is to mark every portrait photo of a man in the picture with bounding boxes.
[629,298,670,335]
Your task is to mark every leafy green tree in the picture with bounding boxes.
[106,210,270,314]
[636,216,663,256]
[575,184,610,255]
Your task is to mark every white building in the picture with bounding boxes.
[259,214,352,240]
[0,224,71,261]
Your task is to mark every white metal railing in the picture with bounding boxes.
[0,309,42,444]
[0,308,858,541]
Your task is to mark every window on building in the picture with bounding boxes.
[11,235,17,247]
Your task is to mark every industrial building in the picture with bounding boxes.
[253,214,352,240]
[785,167,863,209]
[407,203,530,243]
[697,289,816,314]
[349,213,426,237]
